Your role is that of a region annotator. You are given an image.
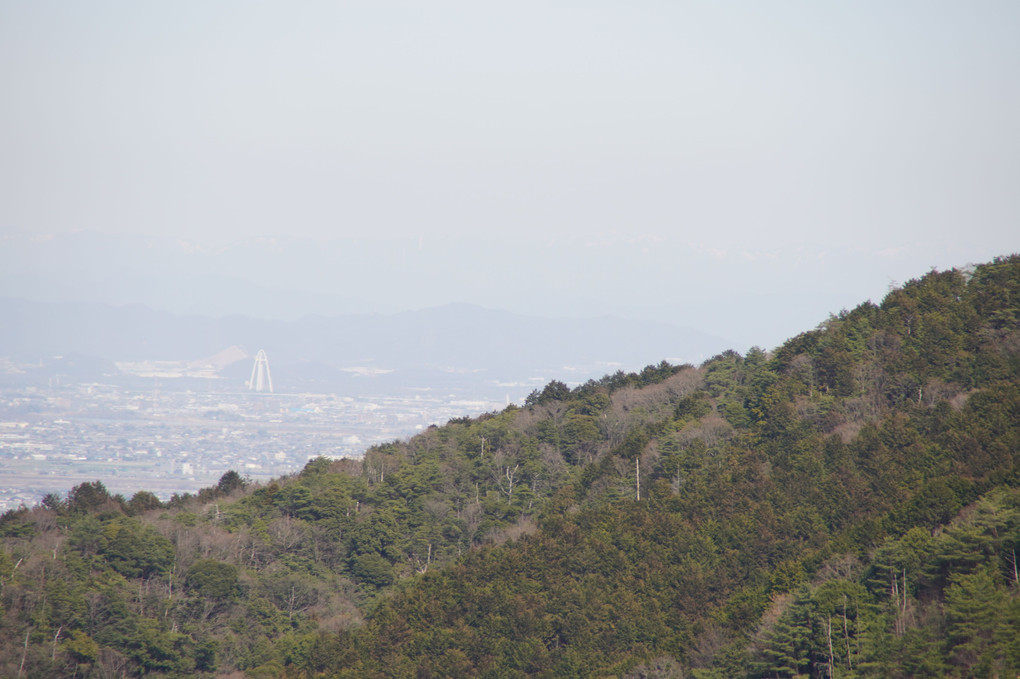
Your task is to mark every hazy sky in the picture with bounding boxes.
[1,1,1018,350]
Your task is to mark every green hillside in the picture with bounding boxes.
[2,256,1019,678]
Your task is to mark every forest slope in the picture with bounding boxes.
[1,255,1019,678]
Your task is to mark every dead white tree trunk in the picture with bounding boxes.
[18,629,29,678]
[52,626,62,662]
[501,465,520,505]
[636,458,641,501]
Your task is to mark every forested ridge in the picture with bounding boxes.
[2,256,1019,678]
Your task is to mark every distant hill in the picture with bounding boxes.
[0,255,1017,678]
[0,298,730,395]
[0,228,925,350]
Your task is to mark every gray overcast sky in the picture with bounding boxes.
[1,1,1018,350]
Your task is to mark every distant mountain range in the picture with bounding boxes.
[1,228,934,351]
[0,297,731,397]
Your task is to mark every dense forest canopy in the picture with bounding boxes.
[2,255,1019,678]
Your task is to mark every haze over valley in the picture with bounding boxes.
[0,294,730,510]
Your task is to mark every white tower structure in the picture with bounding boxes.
[248,349,274,393]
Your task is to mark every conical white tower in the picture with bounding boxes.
[248,349,274,393]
